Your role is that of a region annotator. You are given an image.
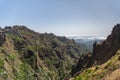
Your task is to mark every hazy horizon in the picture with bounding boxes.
[0,0,120,36]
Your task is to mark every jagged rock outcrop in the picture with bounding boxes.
[71,24,120,76]
[71,53,91,76]
[71,50,120,80]
[91,24,120,65]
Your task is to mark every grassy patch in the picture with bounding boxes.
[75,68,95,80]
[15,63,34,80]
[9,53,16,60]
[73,51,120,80]
[0,59,4,73]
[7,34,23,42]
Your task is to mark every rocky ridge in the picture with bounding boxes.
[71,24,120,77]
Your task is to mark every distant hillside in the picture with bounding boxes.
[68,36,105,52]
[0,25,82,80]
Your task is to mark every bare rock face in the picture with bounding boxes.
[71,53,91,76]
[72,24,120,76]
[92,24,120,65]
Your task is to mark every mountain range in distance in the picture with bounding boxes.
[68,36,106,52]
[68,36,106,40]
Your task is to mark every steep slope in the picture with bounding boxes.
[0,25,82,80]
[70,50,120,80]
[71,24,120,77]
[91,24,120,65]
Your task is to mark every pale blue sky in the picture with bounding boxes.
[0,0,120,36]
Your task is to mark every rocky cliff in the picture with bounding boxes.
[91,24,120,65]
[71,50,120,80]
[72,24,120,76]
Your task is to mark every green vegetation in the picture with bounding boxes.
[0,26,82,80]
[15,63,34,80]
[74,68,95,80]
[0,59,4,73]
[72,50,120,80]
[9,53,17,60]
[7,34,23,42]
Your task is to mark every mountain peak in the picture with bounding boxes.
[71,24,120,76]
[92,23,120,64]
[111,24,120,36]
